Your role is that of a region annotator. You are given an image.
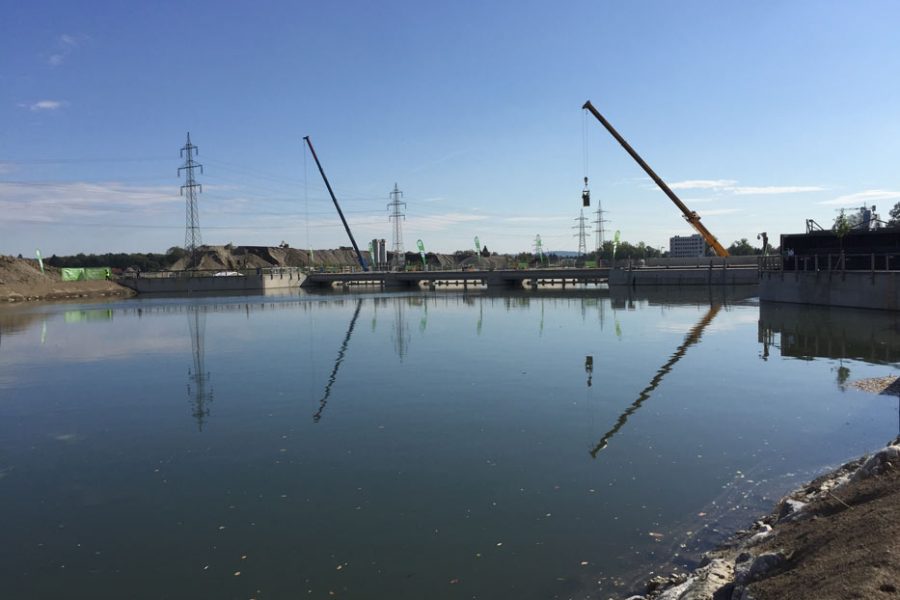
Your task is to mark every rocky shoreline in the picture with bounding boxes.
[624,437,900,600]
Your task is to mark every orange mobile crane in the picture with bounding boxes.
[582,100,729,257]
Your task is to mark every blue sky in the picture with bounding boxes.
[2,0,900,256]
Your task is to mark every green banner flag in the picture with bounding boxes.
[35,249,44,274]
[416,239,426,268]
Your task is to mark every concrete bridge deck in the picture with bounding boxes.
[302,267,611,289]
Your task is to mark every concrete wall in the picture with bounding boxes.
[609,266,759,286]
[759,270,900,311]
[120,269,306,295]
[627,256,760,268]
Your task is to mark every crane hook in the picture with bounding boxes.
[582,176,591,207]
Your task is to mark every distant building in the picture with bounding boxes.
[669,234,708,257]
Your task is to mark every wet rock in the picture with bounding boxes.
[745,524,773,546]
[646,575,670,592]
[775,498,808,522]
[734,551,786,586]
[653,559,732,600]
[655,579,691,600]
[731,588,757,600]
[850,445,900,482]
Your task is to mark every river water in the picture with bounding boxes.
[1,287,898,599]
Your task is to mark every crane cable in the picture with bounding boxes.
[303,142,313,264]
[581,109,591,206]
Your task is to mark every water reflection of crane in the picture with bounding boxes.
[313,298,363,423]
[590,304,721,457]
[187,305,213,431]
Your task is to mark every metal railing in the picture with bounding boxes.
[759,252,899,273]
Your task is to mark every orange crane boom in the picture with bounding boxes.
[582,100,729,257]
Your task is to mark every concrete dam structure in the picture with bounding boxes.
[119,267,305,295]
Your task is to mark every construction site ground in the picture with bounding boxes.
[0,256,134,303]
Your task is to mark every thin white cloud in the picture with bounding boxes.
[503,215,571,223]
[820,189,900,206]
[25,100,67,112]
[669,179,737,190]
[47,33,87,66]
[668,179,824,195]
[0,181,180,224]
[730,185,825,195]
[406,212,488,232]
[0,162,16,175]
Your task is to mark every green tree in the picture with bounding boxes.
[833,209,852,268]
[889,202,900,227]
[727,238,756,256]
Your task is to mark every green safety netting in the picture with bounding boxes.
[61,267,111,281]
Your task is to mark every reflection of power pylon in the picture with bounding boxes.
[590,304,721,457]
[314,299,363,423]
[392,299,410,361]
[187,306,213,431]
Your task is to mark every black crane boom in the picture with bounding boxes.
[303,136,369,271]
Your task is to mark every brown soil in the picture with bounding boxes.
[0,255,135,303]
[170,245,512,271]
[638,439,900,600]
[748,465,900,600]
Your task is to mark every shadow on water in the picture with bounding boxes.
[759,301,900,364]
[590,303,722,458]
[608,283,757,309]
[187,305,213,430]
[313,298,363,423]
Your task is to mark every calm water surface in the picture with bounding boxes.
[1,287,898,599]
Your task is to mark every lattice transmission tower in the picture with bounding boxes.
[179,132,203,269]
[387,183,406,270]
[593,198,608,254]
[573,209,591,257]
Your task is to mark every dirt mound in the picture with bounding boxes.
[169,245,511,271]
[0,256,54,286]
[0,255,133,303]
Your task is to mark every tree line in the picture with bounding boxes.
[45,247,187,271]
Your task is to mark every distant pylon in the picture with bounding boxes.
[573,209,591,257]
[179,132,203,269]
[387,183,406,269]
[593,198,608,254]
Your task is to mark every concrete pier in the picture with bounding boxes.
[119,267,306,295]
[759,269,900,311]
[301,267,611,290]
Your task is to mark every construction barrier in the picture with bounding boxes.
[61,267,111,281]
